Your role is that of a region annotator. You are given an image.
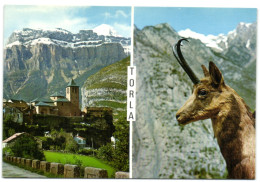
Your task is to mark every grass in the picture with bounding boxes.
[44,151,116,178]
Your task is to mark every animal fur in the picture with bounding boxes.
[176,62,255,179]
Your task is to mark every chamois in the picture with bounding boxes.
[173,38,255,179]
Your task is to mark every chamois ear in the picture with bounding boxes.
[209,61,224,87]
[201,65,210,77]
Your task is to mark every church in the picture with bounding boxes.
[31,79,81,117]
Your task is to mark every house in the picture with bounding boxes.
[73,135,86,149]
[3,99,29,110]
[3,106,24,123]
[2,132,25,148]
[3,132,42,149]
[32,79,81,117]
[83,107,113,117]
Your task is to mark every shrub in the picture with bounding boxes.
[78,148,98,156]
[3,147,14,157]
[10,134,45,160]
[97,143,115,162]
[65,138,79,153]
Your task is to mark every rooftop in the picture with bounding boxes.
[50,92,65,97]
[35,101,51,107]
[67,79,79,87]
[55,98,70,102]
[3,132,25,143]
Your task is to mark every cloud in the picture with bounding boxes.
[4,6,131,42]
[113,22,131,37]
[115,10,129,18]
[4,6,92,39]
[103,10,130,19]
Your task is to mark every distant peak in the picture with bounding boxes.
[93,24,120,37]
[238,22,252,28]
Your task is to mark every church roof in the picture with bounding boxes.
[50,92,64,97]
[55,98,70,102]
[67,79,79,87]
[31,98,40,103]
[35,101,51,107]
[41,98,54,103]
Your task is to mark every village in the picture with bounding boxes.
[3,78,115,149]
[2,78,129,178]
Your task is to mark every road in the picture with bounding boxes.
[2,162,46,178]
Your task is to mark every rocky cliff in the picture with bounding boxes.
[4,27,129,101]
[133,23,256,178]
[81,56,129,121]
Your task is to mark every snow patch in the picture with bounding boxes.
[6,41,21,48]
[246,40,250,49]
[178,29,224,52]
[93,24,120,37]
[31,38,54,45]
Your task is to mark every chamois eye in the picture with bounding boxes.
[198,90,207,96]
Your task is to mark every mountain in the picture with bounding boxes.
[93,24,120,37]
[132,22,256,178]
[81,56,129,121]
[3,27,130,102]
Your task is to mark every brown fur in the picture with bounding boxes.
[176,62,255,179]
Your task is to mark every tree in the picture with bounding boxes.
[65,137,79,153]
[10,134,45,160]
[96,112,129,171]
[97,143,114,161]
[112,114,129,171]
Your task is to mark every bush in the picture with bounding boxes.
[10,134,45,160]
[97,143,115,162]
[65,138,79,153]
[78,148,98,156]
[3,147,14,157]
[40,137,54,150]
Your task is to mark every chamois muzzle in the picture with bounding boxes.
[172,38,200,84]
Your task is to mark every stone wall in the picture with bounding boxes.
[4,155,129,178]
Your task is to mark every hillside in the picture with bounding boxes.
[81,56,129,121]
[132,23,256,178]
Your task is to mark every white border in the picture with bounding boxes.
[1,1,259,182]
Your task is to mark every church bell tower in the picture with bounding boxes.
[66,79,79,108]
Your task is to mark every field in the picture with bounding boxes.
[44,151,116,178]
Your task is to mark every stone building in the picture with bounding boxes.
[83,107,113,117]
[32,79,81,117]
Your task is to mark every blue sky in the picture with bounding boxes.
[4,6,131,43]
[134,7,257,35]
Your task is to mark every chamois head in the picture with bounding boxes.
[173,39,226,125]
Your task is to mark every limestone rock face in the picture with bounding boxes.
[4,28,128,101]
[81,57,129,122]
[133,23,256,178]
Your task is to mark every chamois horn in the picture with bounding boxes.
[172,38,200,84]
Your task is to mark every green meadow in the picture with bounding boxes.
[44,151,116,178]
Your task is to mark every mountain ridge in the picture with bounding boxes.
[4,26,130,102]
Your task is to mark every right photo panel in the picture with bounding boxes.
[133,7,256,179]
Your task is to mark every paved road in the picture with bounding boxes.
[2,162,46,178]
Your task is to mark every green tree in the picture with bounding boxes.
[97,143,114,161]
[65,138,79,153]
[112,113,129,171]
[10,134,45,160]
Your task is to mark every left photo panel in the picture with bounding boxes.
[2,5,131,178]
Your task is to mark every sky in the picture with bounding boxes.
[3,6,132,43]
[134,7,257,36]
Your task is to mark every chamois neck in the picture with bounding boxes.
[211,90,255,175]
